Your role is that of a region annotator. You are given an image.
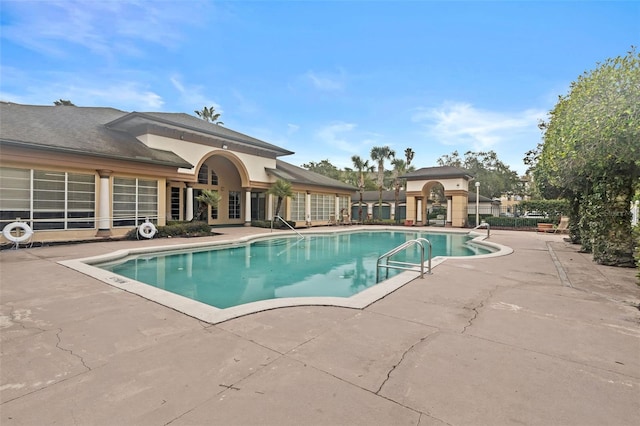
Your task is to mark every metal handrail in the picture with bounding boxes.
[272,215,305,239]
[472,222,490,238]
[376,238,432,282]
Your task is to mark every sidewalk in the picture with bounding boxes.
[1,229,639,425]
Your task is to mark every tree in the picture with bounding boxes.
[267,179,294,219]
[53,99,75,106]
[194,189,220,221]
[194,106,224,125]
[437,150,521,199]
[351,155,374,222]
[404,148,415,168]
[301,159,343,181]
[533,47,640,266]
[391,158,407,223]
[370,146,395,219]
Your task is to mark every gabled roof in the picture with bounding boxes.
[401,166,474,180]
[267,160,356,192]
[0,103,192,168]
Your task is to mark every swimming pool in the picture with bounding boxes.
[61,228,510,323]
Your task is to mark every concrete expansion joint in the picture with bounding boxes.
[546,242,573,287]
[54,328,91,372]
[375,331,440,395]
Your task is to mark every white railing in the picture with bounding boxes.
[376,238,431,282]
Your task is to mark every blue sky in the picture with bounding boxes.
[1,1,638,175]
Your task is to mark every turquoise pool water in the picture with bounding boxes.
[98,231,491,309]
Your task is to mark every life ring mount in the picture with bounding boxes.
[138,221,157,239]
[2,222,34,243]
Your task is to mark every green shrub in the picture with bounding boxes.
[474,215,556,228]
[520,199,570,217]
[125,221,212,239]
[251,219,297,229]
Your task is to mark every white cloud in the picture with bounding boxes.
[0,73,163,110]
[305,69,346,91]
[412,102,545,151]
[170,75,222,113]
[315,122,358,152]
[1,1,208,58]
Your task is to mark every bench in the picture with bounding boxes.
[537,223,554,233]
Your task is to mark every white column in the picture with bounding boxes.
[335,195,340,220]
[244,190,252,225]
[416,198,423,223]
[305,192,311,225]
[96,170,112,236]
[447,198,453,224]
[185,185,194,221]
[267,193,274,220]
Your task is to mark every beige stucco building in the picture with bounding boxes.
[0,103,355,243]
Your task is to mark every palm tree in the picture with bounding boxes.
[267,179,295,225]
[351,155,374,222]
[391,158,407,224]
[370,146,395,220]
[53,99,75,106]
[194,106,224,125]
[194,189,220,221]
[404,148,415,168]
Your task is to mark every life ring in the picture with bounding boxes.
[138,222,157,239]
[3,222,34,243]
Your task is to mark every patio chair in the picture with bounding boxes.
[328,214,337,226]
[554,216,570,234]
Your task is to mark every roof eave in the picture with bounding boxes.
[0,139,194,169]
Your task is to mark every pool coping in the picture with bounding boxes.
[58,226,512,324]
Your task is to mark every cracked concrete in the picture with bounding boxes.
[1,228,639,425]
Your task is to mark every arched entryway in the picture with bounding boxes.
[167,152,251,225]
[401,166,473,228]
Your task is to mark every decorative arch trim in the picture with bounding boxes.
[194,150,250,187]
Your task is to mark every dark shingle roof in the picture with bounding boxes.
[269,160,357,192]
[401,166,474,180]
[0,103,192,168]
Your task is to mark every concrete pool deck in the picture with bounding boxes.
[1,227,639,425]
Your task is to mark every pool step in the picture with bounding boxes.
[251,238,291,247]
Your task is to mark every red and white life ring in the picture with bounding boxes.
[138,221,157,239]
[2,222,34,243]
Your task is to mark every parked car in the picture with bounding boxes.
[523,211,547,219]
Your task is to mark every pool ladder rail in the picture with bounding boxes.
[376,238,432,283]
[472,221,491,238]
[273,215,305,239]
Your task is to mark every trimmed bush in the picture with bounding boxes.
[125,221,213,239]
[251,219,297,229]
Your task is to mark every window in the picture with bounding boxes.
[210,170,218,185]
[290,192,306,221]
[113,178,157,227]
[211,191,219,219]
[310,193,334,221]
[228,191,241,219]
[197,164,209,184]
[338,195,350,215]
[170,187,180,220]
[0,167,95,230]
